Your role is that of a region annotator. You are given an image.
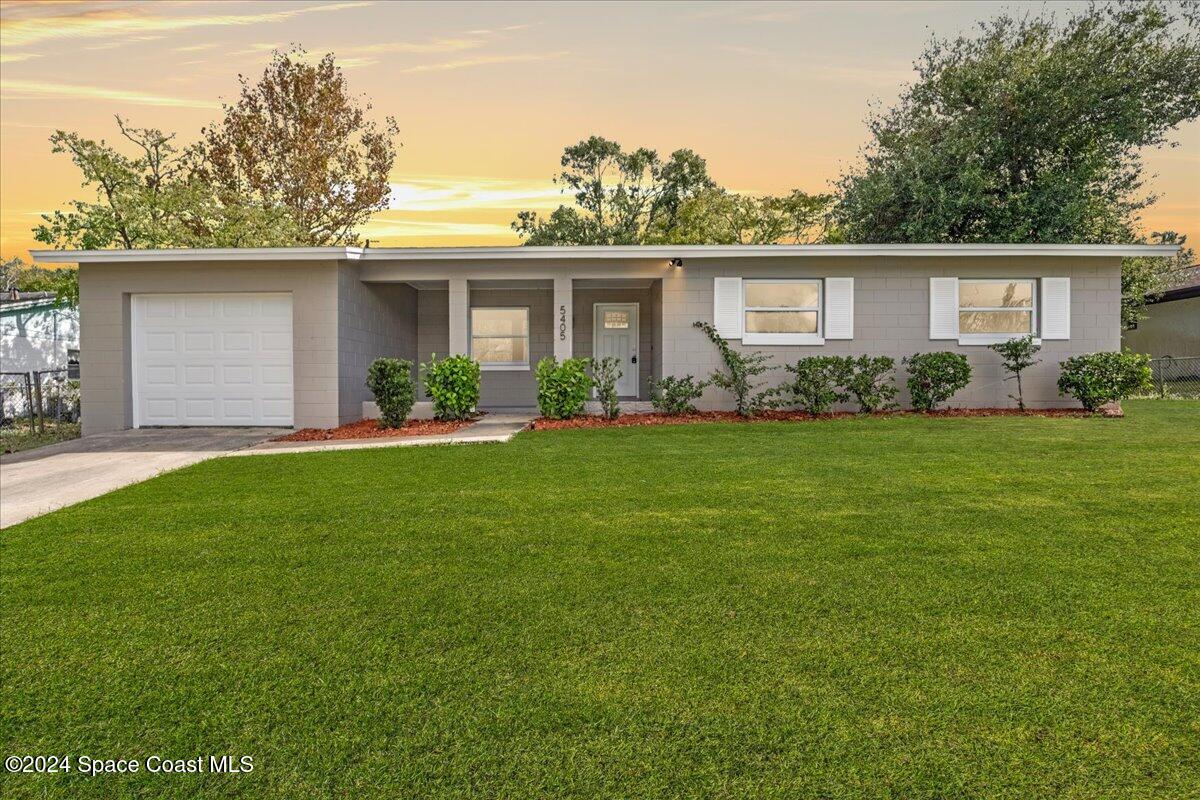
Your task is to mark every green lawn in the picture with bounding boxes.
[1,420,80,454]
[3,401,1198,798]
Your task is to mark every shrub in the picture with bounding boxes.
[535,356,591,419]
[649,375,708,415]
[1057,351,1151,411]
[420,354,480,421]
[365,357,415,428]
[844,355,898,413]
[773,356,852,415]
[693,320,774,417]
[904,351,972,411]
[589,357,622,420]
[987,335,1041,411]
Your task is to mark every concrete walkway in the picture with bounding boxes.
[1,427,276,528]
[235,412,533,456]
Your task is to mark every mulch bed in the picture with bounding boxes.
[528,407,1113,431]
[273,416,479,442]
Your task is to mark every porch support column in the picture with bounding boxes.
[448,277,469,356]
[553,277,573,361]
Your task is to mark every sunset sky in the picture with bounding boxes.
[1,0,1196,262]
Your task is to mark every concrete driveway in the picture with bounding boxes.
[1,428,276,528]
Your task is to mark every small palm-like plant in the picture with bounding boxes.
[988,335,1041,410]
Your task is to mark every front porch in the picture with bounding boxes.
[358,275,663,414]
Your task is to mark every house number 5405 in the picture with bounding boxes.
[559,305,567,341]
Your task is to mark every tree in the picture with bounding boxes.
[987,335,1041,410]
[195,46,399,246]
[34,117,298,251]
[513,136,715,245]
[1121,231,1194,328]
[646,188,836,244]
[833,1,1200,319]
[1,257,78,307]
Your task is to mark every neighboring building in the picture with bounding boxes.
[0,290,80,375]
[29,243,1176,435]
[0,290,80,421]
[1122,265,1200,359]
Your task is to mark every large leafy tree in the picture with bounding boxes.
[512,136,716,245]
[646,188,837,245]
[195,47,399,246]
[34,117,298,251]
[1,257,78,306]
[832,1,1200,325]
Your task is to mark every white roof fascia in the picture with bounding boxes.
[29,243,1178,264]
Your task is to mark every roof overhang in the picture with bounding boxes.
[29,243,1180,264]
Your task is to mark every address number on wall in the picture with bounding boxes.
[559,304,568,341]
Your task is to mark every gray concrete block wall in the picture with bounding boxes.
[337,264,416,424]
[469,286,553,407]
[76,260,341,434]
[659,256,1124,410]
[415,289,450,401]
[572,285,659,399]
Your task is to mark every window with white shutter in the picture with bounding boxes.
[1041,277,1071,339]
[742,279,823,345]
[929,277,959,340]
[957,279,1037,344]
[712,277,743,338]
[824,278,854,340]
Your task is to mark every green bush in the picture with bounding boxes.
[1057,351,1152,411]
[365,357,415,428]
[693,320,774,417]
[844,355,898,413]
[773,356,852,415]
[904,351,972,411]
[649,375,708,415]
[987,335,1041,410]
[589,357,622,420]
[420,354,480,421]
[535,356,591,419]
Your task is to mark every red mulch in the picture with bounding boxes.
[273,416,478,442]
[528,407,1112,431]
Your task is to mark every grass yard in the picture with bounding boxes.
[2,401,1198,798]
[1,420,80,454]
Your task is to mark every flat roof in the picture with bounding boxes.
[29,242,1179,264]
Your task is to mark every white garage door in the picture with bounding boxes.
[132,293,294,427]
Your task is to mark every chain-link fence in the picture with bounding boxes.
[1147,356,1200,399]
[1,369,81,446]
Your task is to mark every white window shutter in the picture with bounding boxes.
[713,277,743,338]
[1041,277,1070,339]
[929,277,958,339]
[824,277,854,339]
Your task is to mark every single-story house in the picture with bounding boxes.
[1,290,80,420]
[1122,265,1200,359]
[29,243,1176,434]
[1,290,80,375]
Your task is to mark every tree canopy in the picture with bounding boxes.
[646,188,837,245]
[513,136,834,246]
[1,257,78,307]
[196,47,399,246]
[512,136,716,245]
[833,1,1200,245]
[34,47,397,251]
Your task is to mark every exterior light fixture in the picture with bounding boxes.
[668,258,684,268]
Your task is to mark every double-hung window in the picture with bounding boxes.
[742,279,822,344]
[471,307,529,370]
[958,279,1036,342]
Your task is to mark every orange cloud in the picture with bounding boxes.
[400,52,569,75]
[1,78,218,108]
[0,2,371,48]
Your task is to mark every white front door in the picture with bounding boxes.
[593,303,639,397]
[131,293,294,427]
